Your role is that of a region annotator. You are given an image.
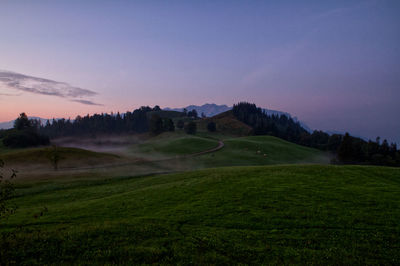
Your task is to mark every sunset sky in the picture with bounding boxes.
[0,0,399,143]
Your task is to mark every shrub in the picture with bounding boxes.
[176,120,184,129]
[207,122,216,132]
[2,129,50,148]
[184,121,197,135]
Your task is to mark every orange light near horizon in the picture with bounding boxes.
[0,94,106,122]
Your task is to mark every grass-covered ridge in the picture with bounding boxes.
[198,135,331,167]
[2,165,399,264]
[0,146,120,169]
[131,132,219,158]
[127,132,329,166]
[197,110,253,136]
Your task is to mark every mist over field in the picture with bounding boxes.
[1,1,399,265]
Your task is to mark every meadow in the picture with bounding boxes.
[0,131,399,264]
[1,165,399,264]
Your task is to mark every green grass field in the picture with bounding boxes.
[197,135,331,167]
[1,131,399,264]
[1,165,399,264]
[0,146,121,170]
[126,133,330,167]
[128,132,219,159]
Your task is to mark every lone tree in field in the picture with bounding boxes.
[184,121,197,135]
[49,145,61,171]
[207,121,216,132]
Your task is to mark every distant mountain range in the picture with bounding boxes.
[0,120,13,130]
[164,103,231,117]
[164,103,313,132]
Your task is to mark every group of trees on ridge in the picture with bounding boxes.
[27,105,199,138]
[232,102,399,166]
[0,113,49,148]
[0,106,202,145]
[1,103,398,167]
[39,106,154,138]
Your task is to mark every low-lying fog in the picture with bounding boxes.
[51,135,143,154]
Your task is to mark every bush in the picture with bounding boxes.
[184,121,197,135]
[207,122,216,132]
[176,120,184,129]
[2,129,50,148]
[149,115,163,135]
[163,118,175,132]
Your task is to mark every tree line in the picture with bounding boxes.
[39,106,158,138]
[0,113,50,148]
[232,102,399,166]
[37,105,200,138]
[2,103,398,167]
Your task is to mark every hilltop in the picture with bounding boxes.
[164,103,313,132]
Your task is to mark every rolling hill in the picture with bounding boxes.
[0,146,121,170]
[197,135,331,167]
[2,165,399,264]
[197,110,253,136]
[128,132,219,159]
[164,103,313,132]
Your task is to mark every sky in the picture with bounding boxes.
[0,0,399,143]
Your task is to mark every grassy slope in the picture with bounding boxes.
[197,110,253,136]
[0,140,13,155]
[196,135,331,167]
[0,146,120,170]
[130,132,219,158]
[2,165,399,264]
[128,132,329,167]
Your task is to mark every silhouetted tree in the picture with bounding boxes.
[327,134,343,152]
[337,133,354,163]
[184,121,197,135]
[149,114,163,135]
[207,122,216,132]
[187,109,198,118]
[176,120,184,129]
[163,118,175,132]
[14,113,31,130]
[39,106,156,137]
[49,145,61,171]
[2,113,49,148]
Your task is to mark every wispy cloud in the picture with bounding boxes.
[0,70,102,105]
[70,99,103,106]
[0,92,21,96]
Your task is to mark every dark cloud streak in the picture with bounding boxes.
[0,70,102,105]
[70,99,103,106]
